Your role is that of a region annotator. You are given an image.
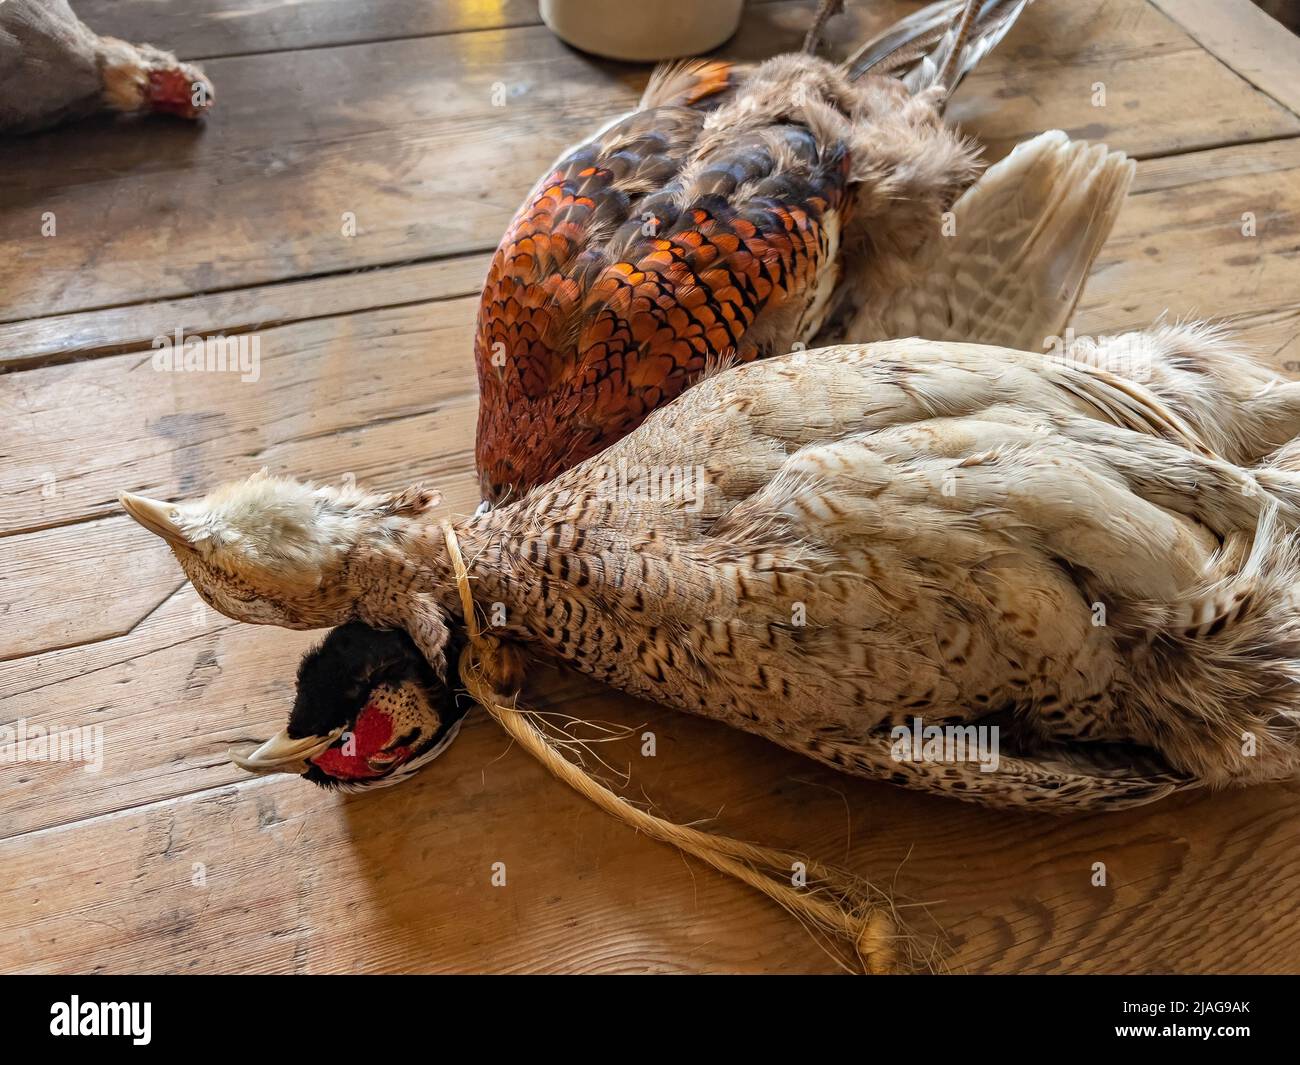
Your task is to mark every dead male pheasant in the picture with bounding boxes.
[0,0,213,133]
[121,333,1300,810]
[471,0,1137,504]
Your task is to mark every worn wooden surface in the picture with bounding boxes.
[1,0,1299,974]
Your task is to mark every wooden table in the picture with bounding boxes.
[2,0,1299,974]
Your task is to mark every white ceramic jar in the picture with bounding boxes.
[539,0,745,61]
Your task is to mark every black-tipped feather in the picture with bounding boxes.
[844,0,1032,96]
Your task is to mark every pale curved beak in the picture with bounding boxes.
[118,491,190,547]
[229,726,346,774]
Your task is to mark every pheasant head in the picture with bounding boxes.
[232,623,471,790]
[118,470,443,631]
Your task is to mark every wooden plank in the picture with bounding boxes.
[0,430,478,662]
[0,253,491,372]
[0,297,481,537]
[0,690,869,973]
[1131,134,1300,192]
[1073,138,1300,344]
[1218,306,1300,374]
[3,0,1294,323]
[1150,0,1300,119]
[77,0,545,59]
[0,523,185,661]
[1,676,1296,972]
[0,583,574,839]
[0,294,487,657]
[951,46,1299,162]
[0,420,480,658]
[0,24,612,324]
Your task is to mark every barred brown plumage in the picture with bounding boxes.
[122,331,1300,811]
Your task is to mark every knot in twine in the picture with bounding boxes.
[441,522,902,974]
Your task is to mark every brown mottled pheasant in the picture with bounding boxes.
[472,0,1142,505]
[121,331,1300,810]
[0,0,213,134]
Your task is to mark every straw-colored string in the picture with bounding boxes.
[441,521,901,973]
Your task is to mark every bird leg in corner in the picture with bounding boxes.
[99,39,214,119]
[802,0,846,54]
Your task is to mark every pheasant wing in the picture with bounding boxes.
[844,131,1134,353]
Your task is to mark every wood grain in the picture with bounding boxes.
[0,583,584,839]
[2,0,1300,975]
[1151,0,1300,119]
[0,298,480,536]
[76,0,546,59]
[0,253,491,372]
[1074,138,1300,343]
[2,676,1296,973]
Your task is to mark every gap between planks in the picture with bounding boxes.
[1149,0,1300,121]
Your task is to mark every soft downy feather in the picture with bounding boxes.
[835,129,1135,353]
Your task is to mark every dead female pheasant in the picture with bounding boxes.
[121,332,1300,810]
[472,0,1134,504]
[0,0,213,133]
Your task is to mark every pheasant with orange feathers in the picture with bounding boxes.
[473,0,1130,503]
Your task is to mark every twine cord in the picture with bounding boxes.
[440,521,900,973]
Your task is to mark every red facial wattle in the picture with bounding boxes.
[147,68,211,119]
[310,704,412,780]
